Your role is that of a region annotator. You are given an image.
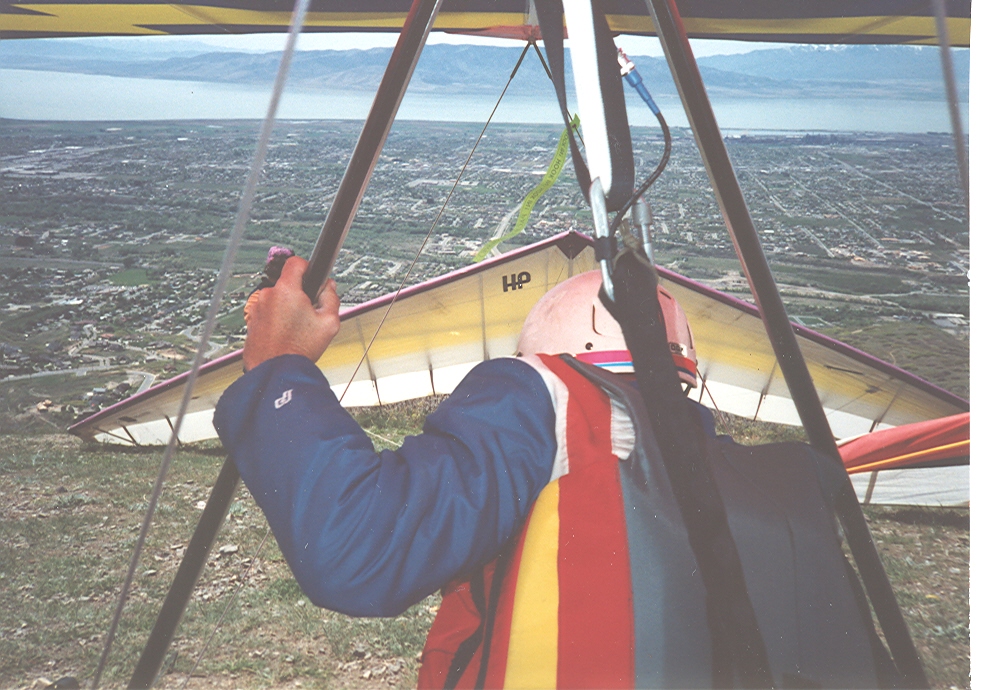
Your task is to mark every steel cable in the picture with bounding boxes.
[337,42,534,403]
[89,1,311,684]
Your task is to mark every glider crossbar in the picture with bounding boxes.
[177,528,272,689]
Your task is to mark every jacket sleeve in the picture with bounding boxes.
[213,354,557,617]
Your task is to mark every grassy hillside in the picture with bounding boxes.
[0,411,970,688]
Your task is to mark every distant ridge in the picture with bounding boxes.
[0,42,967,101]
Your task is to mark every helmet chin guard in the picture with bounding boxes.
[517,270,697,388]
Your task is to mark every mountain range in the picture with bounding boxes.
[0,41,968,101]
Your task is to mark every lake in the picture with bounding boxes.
[0,68,967,134]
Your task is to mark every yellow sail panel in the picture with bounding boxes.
[1,2,970,46]
[322,237,594,405]
[660,271,967,438]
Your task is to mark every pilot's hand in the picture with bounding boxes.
[242,256,340,371]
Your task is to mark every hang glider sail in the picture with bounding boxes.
[1,0,970,46]
[840,413,969,506]
[69,231,967,451]
[840,411,970,474]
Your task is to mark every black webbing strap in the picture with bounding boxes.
[600,249,774,689]
[440,536,517,689]
[532,0,591,202]
[531,0,634,211]
[473,541,515,689]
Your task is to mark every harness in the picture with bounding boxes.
[421,354,896,690]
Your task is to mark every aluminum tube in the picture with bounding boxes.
[302,0,444,299]
[128,457,240,689]
[932,0,970,207]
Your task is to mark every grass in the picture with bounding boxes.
[819,320,969,399]
[0,412,970,689]
[0,435,434,689]
[109,269,153,286]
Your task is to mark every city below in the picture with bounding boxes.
[0,119,969,427]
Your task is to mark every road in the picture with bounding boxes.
[0,367,156,393]
[180,326,224,359]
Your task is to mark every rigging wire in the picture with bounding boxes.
[695,369,738,440]
[89,0,312,685]
[531,40,671,235]
[178,529,272,690]
[337,41,534,403]
[364,428,404,449]
[531,42,587,151]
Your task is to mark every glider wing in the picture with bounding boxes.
[68,232,595,444]
[1,0,970,46]
[70,231,967,447]
[839,412,970,473]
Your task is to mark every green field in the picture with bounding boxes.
[109,269,153,286]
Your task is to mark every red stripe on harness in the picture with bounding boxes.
[539,355,635,688]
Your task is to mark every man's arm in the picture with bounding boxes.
[215,259,557,617]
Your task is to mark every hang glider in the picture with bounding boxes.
[1,0,970,46]
[69,231,968,449]
[29,0,965,681]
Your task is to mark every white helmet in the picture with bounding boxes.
[516,270,698,388]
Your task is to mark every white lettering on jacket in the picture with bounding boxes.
[275,389,293,409]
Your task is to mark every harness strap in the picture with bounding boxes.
[532,0,592,203]
[601,249,775,689]
[473,537,517,689]
[533,0,636,212]
[439,531,518,690]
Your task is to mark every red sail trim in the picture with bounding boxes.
[839,412,970,472]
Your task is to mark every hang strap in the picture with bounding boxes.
[600,249,774,689]
[532,0,634,211]
[533,0,591,202]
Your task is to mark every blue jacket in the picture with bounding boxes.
[213,354,558,616]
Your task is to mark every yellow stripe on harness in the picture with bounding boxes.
[503,479,560,689]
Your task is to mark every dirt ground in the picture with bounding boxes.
[1,435,970,689]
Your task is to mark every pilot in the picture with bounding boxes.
[213,255,709,689]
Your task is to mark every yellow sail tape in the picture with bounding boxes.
[474,115,579,263]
